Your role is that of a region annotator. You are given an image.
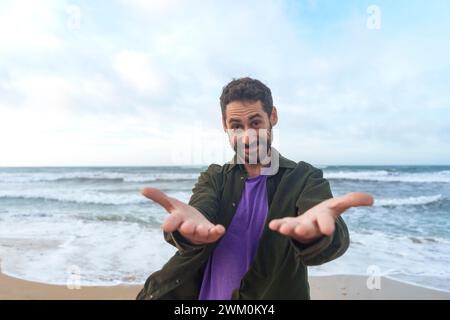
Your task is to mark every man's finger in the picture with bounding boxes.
[207,225,226,242]
[194,223,210,239]
[328,192,374,215]
[268,219,283,231]
[278,222,296,235]
[211,224,225,236]
[269,217,296,231]
[142,187,175,212]
[293,219,318,240]
[179,220,196,236]
[317,213,336,236]
[162,214,183,232]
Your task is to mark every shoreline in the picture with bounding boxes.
[308,274,450,300]
[1,271,449,300]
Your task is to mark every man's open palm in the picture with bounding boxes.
[143,187,373,246]
[142,188,225,245]
[269,192,374,243]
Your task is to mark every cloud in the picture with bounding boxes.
[112,50,168,97]
[121,0,184,16]
[0,0,63,52]
[0,0,449,165]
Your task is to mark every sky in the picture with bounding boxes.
[0,0,449,166]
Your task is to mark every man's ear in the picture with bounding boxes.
[222,118,228,132]
[270,106,278,127]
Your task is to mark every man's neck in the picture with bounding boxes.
[244,164,261,177]
[243,149,273,177]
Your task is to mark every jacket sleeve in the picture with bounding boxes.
[164,164,222,252]
[291,167,350,266]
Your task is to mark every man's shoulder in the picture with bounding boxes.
[280,155,323,175]
[296,160,323,173]
[199,163,226,181]
[205,163,225,174]
[201,158,323,177]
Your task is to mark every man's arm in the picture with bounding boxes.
[164,164,222,251]
[293,168,349,266]
[188,164,222,223]
[291,216,349,266]
[141,164,224,253]
[269,168,373,266]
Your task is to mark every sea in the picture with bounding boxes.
[0,165,449,292]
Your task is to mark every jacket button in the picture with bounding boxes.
[175,279,180,284]
[240,176,244,180]
[232,202,236,207]
[149,294,154,299]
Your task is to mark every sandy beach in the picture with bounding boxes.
[1,271,448,300]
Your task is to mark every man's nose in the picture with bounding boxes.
[240,129,258,146]
[240,132,250,146]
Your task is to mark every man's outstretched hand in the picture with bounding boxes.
[142,187,225,245]
[143,187,373,246]
[269,192,374,244]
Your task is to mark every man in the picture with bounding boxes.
[136,77,373,300]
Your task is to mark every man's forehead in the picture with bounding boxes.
[225,101,265,121]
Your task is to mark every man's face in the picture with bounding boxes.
[223,100,278,164]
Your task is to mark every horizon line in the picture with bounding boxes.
[1,164,450,168]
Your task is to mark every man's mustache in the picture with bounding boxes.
[244,143,257,149]
[233,141,263,150]
[233,140,270,152]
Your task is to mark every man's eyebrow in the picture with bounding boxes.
[248,114,263,121]
[228,114,263,123]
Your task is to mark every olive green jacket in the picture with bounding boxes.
[136,150,349,300]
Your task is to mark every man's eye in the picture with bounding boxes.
[252,121,260,127]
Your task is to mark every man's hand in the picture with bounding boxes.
[142,187,225,245]
[269,192,374,244]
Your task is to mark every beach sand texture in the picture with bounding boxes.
[1,272,449,300]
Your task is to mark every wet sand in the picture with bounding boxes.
[1,271,449,300]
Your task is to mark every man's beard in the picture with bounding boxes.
[233,128,272,165]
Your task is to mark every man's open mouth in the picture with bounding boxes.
[244,146,258,154]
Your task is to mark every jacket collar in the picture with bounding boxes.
[225,147,295,175]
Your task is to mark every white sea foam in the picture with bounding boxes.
[375,194,443,206]
[0,171,199,183]
[0,188,191,206]
[0,217,176,286]
[1,166,449,291]
[309,230,450,292]
[324,170,450,183]
[0,189,148,205]
[1,223,449,290]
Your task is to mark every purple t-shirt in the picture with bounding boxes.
[198,174,269,300]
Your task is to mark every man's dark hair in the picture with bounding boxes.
[220,77,273,119]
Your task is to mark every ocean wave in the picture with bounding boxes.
[309,229,450,291]
[375,194,444,207]
[0,221,175,286]
[125,176,198,183]
[75,213,161,227]
[324,170,450,183]
[0,188,191,206]
[1,222,448,289]
[0,194,148,205]
[54,177,125,183]
[350,230,450,245]
[0,171,199,183]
